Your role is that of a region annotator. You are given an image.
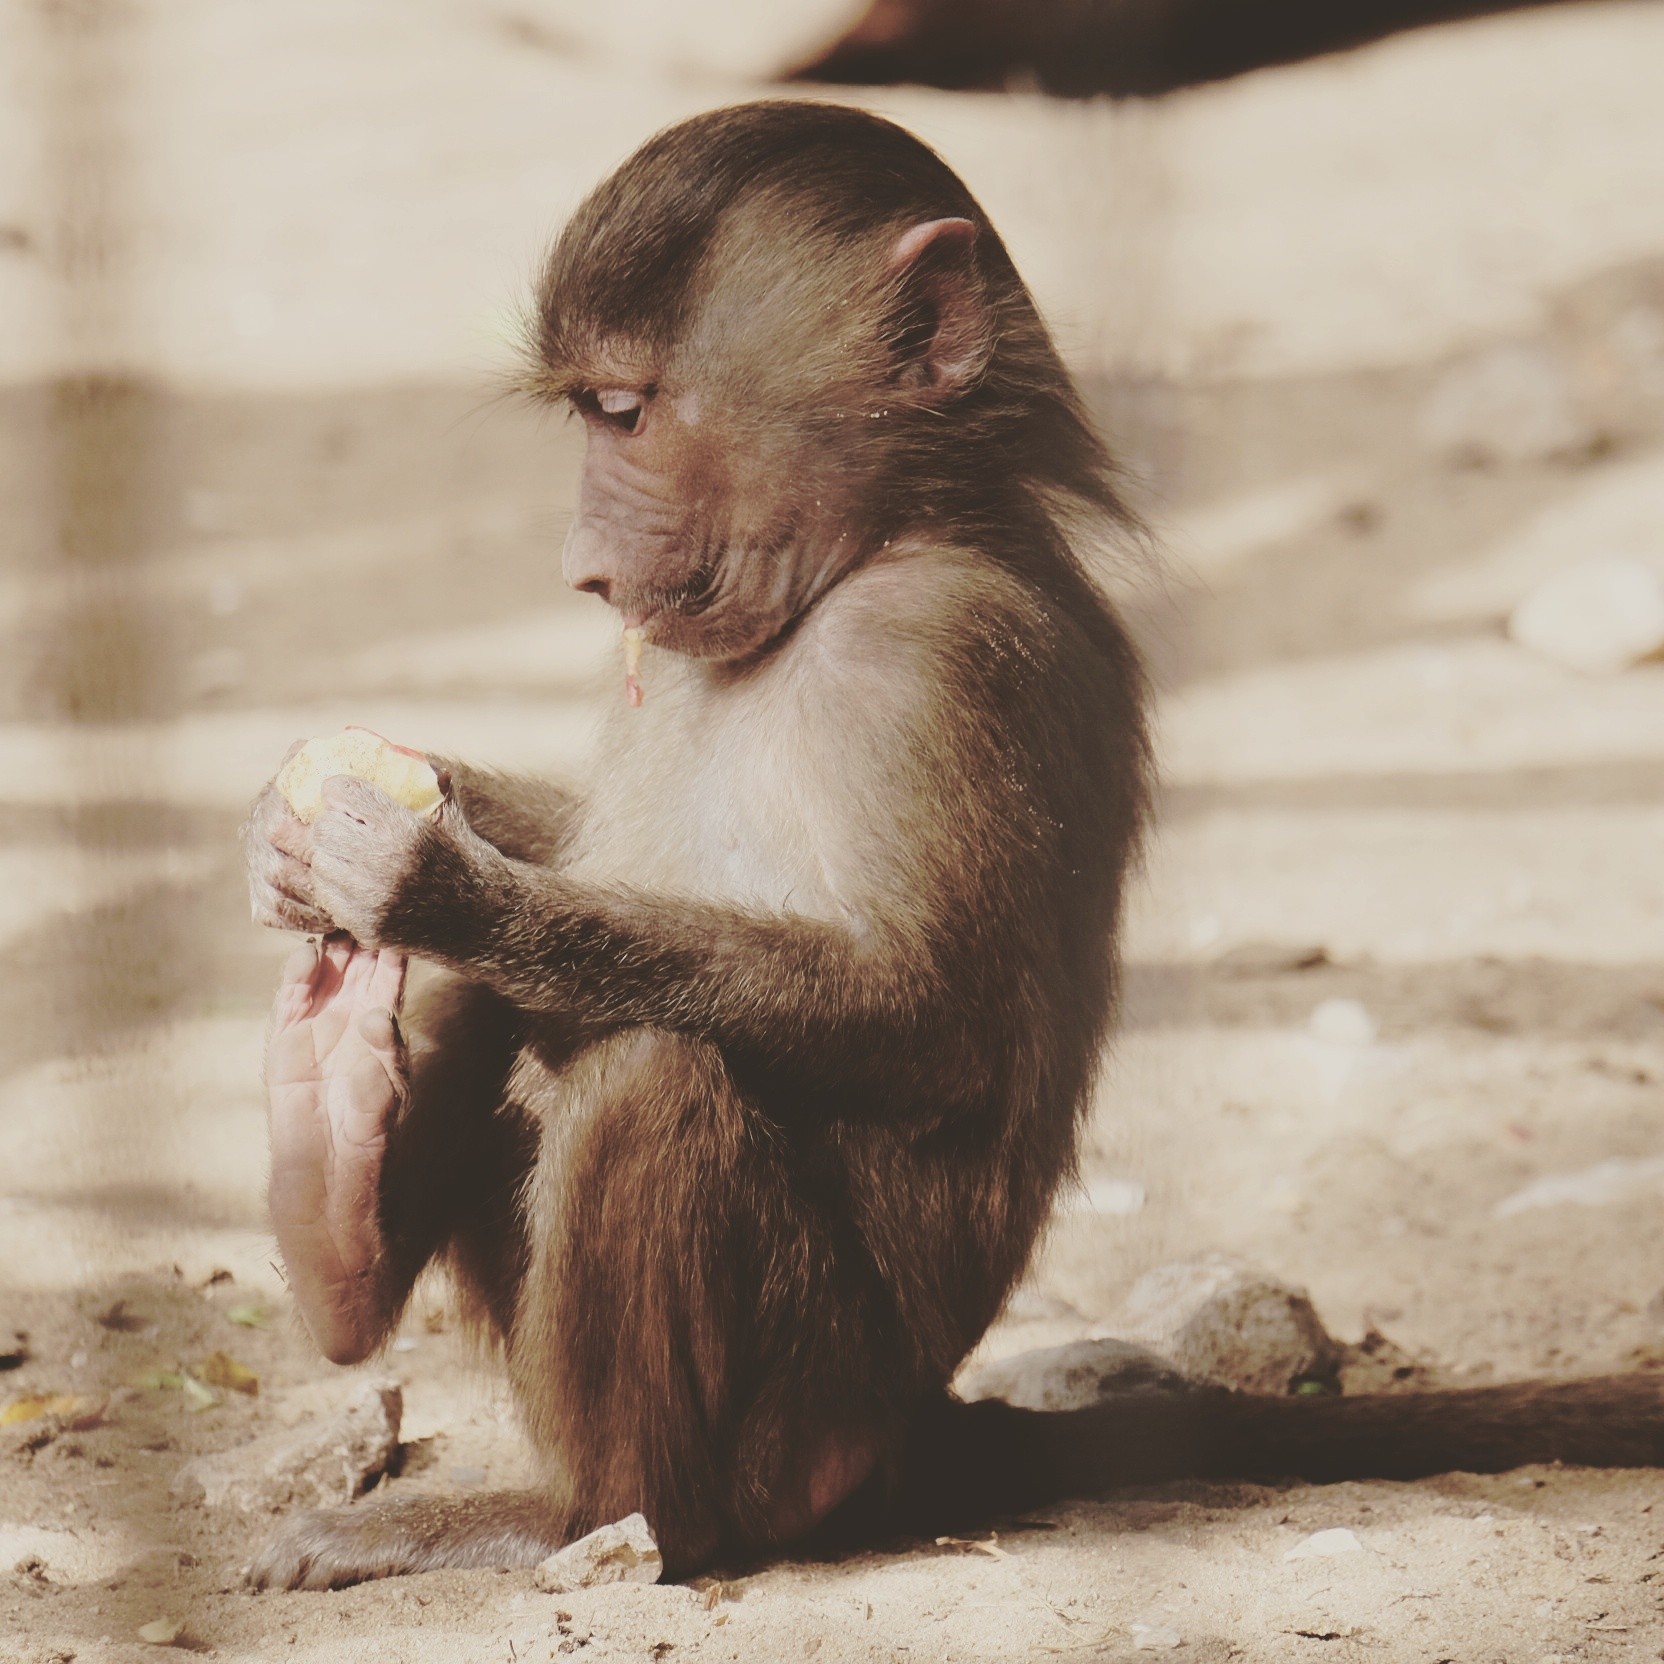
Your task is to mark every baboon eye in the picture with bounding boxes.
[584,387,647,436]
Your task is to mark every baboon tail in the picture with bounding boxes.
[889,1373,1664,1530]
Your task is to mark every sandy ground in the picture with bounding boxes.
[5,2,1664,1660]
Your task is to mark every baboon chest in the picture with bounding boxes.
[566,670,851,921]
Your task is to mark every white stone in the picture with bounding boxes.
[1308,997,1378,1047]
[1508,558,1664,675]
[1130,1621,1186,1649]
[1072,1176,1147,1216]
[1283,1527,1365,1560]
[535,1513,662,1594]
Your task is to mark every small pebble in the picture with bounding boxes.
[1073,1177,1146,1217]
[536,1513,662,1594]
[1308,998,1377,1047]
[137,1618,182,1646]
[1283,1527,1364,1560]
[1129,1621,1184,1650]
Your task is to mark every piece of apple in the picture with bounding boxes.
[274,727,443,824]
[623,624,646,708]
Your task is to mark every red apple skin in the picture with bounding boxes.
[343,724,430,764]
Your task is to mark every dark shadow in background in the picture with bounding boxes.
[793,0,1582,97]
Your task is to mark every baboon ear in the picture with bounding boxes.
[886,217,991,399]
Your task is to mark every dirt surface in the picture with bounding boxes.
[5,2,1664,1661]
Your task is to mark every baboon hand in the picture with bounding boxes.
[310,775,501,950]
[243,744,331,934]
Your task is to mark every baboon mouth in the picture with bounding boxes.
[666,563,723,618]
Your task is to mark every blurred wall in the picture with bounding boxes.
[5,0,1663,395]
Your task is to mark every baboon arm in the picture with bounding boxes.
[436,757,584,868]
[386,862,970,1105]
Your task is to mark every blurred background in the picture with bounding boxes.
[4,2,1664,1658]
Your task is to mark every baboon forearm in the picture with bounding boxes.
[387,854,978,1103]
[437,759,583,869]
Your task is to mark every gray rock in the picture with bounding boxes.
[1420,342,1594,464]
[535,1513,662,1593]
[957,1337,1191,1411]
[1108,1256,1341,1396]
[171,1379,401,1512]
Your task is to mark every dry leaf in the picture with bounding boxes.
[933,1533,1010,1560]
[180,1375,218,1412]
[195,1351,259,1396]
[3,1394,57,1426]
[2,1393,101,1428]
